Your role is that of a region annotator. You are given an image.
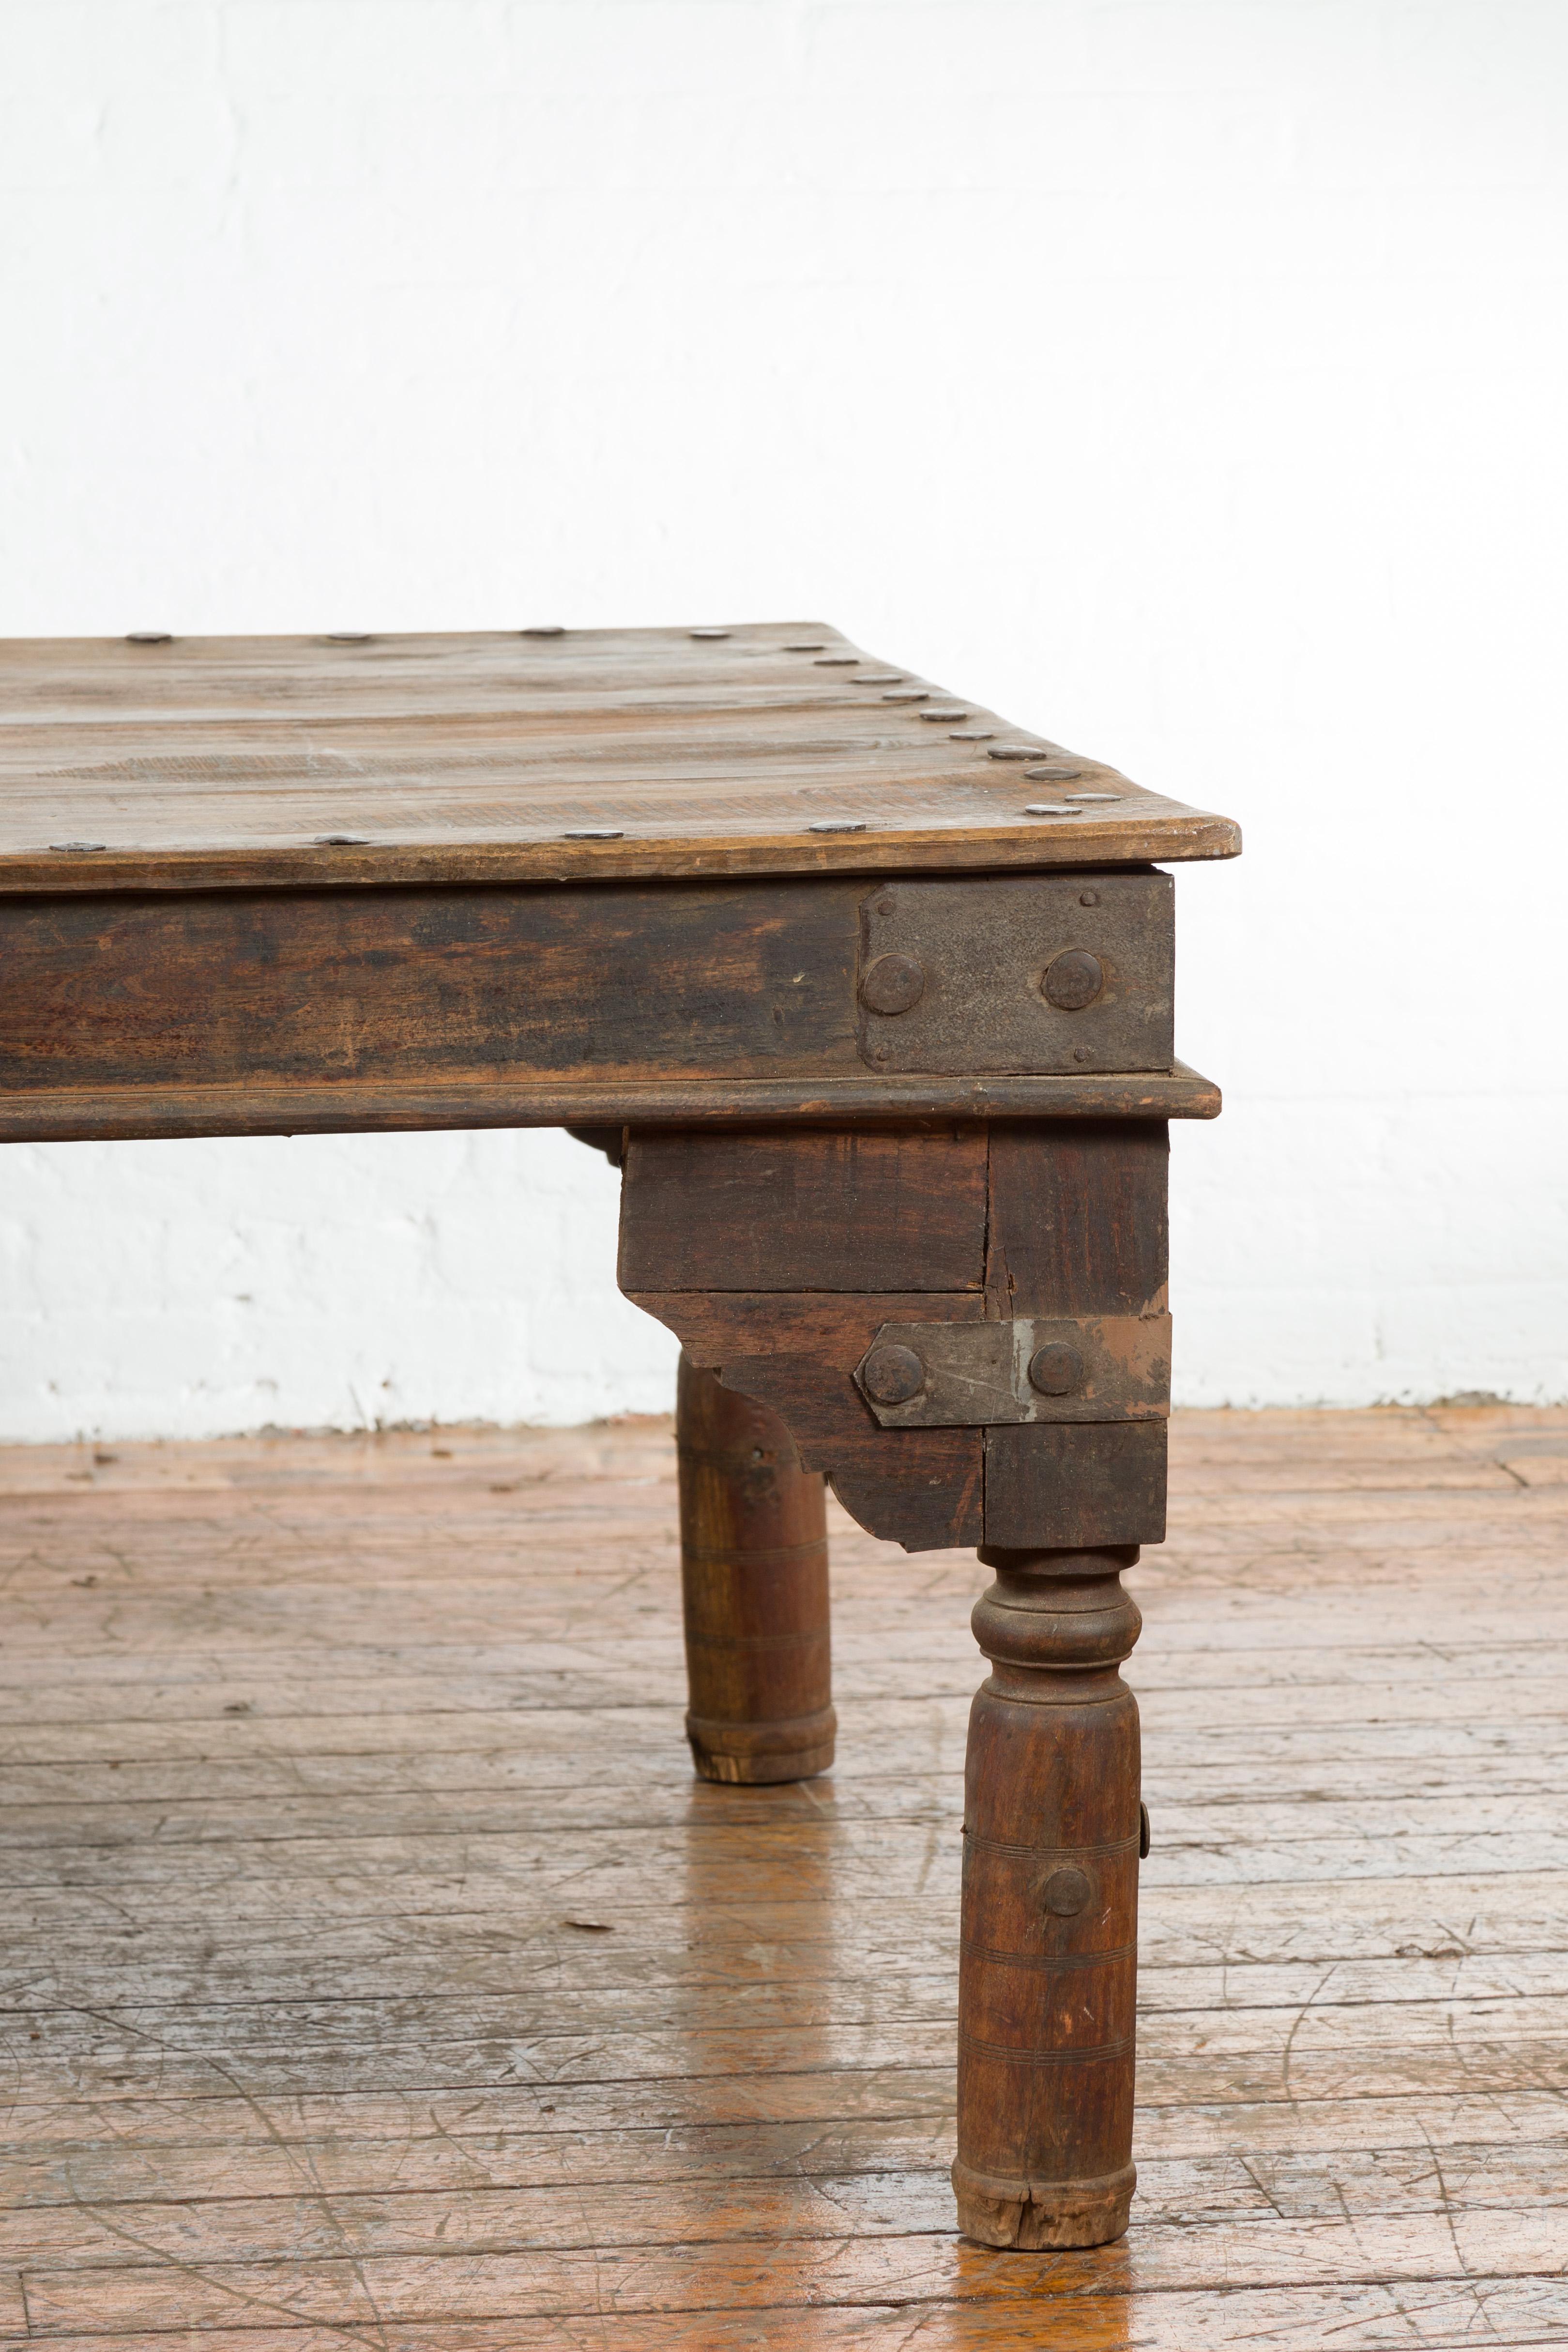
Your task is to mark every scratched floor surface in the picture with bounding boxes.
[1,1405,1565,2348]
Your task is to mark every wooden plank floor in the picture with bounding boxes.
[1,1404,1565,2348]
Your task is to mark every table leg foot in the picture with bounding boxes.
[676,1354,835,1785]
[951,2158,1136,2250]
[955,1544,1143,2249]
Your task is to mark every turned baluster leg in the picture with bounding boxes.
[953,1543,1144,2250]
[675,1353,836,1785]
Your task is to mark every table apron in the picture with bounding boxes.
[0,872,1201,1142]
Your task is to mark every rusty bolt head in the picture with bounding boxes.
[1041,1865,1092,1917]
[1028,1342,1085,1397]
[859,952,925,1016]
[1042,948,1104,1011]
[861,1343,926,1406]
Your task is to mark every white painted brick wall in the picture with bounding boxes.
[1,0,1565,1437]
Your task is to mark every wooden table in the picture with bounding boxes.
[1,619,1239,2253]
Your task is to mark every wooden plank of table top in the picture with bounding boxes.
[5,1406,1565,2349]
[0,623,1241,890]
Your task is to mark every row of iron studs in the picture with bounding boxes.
[46,627,1127,852]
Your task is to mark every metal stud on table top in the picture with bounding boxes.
[808,820,867,834]
[919,707,968,721]
[813,656,859,666]
[49,841,107,853]
[852,672,905,685]
[987,743,1051,761]
[325,633,371,644]
[315,834,371,846]
[782,641,825,651]
[521,625,566,637]
[125,632,171,644]
[1023,764,1084,781]
[563,828,624,840]
[689,627,731,639]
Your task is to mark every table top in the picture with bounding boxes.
[1,622,1240,894]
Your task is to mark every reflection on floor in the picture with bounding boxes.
[2,1405,1566,2348]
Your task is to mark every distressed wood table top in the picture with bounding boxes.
[0,622,1240,894]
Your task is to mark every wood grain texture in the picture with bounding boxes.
[956,1547,1145,2248]
[984,1424,1170,1550]
[620,1126,990,1293]
[0,1062,1224,1145]
[1,1405,1565,2345]
[984,1121,1170,1321]
[0,623,1241,894]
[0,870,1220,1144]
[0,877,859,1091]
[982,1123,1171,1548]
[675,1356,835,1784]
